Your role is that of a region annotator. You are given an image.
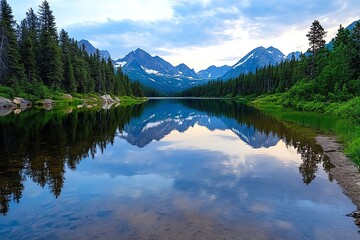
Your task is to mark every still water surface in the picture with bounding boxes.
[0,99,359,239]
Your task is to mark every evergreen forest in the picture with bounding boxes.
[181,20,360,117]
[0,0,144,100]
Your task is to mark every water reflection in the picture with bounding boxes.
[120,100,279,148]
[0,100,333,214]
[0,99,357,239]
[0,104,144,215]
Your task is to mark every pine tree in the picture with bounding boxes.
[333,24,351,49]
[59,29,76,92]
[306,20,327,78]
[116,66,126,96]
[19,9,39,83]
[131,81,144,97]
[38,0,62,89]
[0,0,25,87]
[105,57,115,94]
[306,20,327,54]
[350,22,360,80]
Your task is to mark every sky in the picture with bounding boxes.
[10,0,360,71]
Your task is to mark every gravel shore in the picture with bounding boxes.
[316,135,360,208]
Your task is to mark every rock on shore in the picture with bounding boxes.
[43,99,55,110]
[13,97,32,106]
[0,97,16,108]
[101,95,120,104]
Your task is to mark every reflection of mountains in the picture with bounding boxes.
[0,99,334,216]
[119,101,279,148]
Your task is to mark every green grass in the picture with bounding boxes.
[119,96,148,106]
[253,94,360,166]
[0,86,148,110]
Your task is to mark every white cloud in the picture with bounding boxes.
[10,0,360,71]
[12,0,174,27]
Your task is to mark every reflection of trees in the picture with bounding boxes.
[0,99,335,215]
[0,104,144,215]
[180,99,334,185]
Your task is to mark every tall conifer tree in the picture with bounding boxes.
[38,0,62,89]
[19,8,39,83]
[0,0,25,87]
[306,20,327,78]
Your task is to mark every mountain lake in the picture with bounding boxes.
[0,99,359,240]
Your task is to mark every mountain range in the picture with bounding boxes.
[80,41,287,92]
[115,46,287,92]
[113,48,205,93]
[78,19,359,93]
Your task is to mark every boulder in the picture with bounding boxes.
[0,97,16,108]
[355,218,360,226]
[347,210,360,218]
[43,99,55,110]
[13,97,32,106]
[114,97,120,102]
[43,99,54,106]
[105,94,114,102]
[100,95,108,102]
[101,95,115,103]
[63,94,73,100]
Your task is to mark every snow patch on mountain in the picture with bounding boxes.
[233,53,255,69]
[144,68,160,75]
[114,61,127,68]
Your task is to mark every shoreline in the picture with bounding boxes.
[316,135,360,210]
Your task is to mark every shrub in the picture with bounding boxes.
[0,86,16,99]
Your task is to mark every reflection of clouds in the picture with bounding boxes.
[7,123,359,239]
[249,203,273,213]
[161,124,301,168]
[275,220,293,229]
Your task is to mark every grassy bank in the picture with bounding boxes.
[251,94,360,166]
[0,85,147,108]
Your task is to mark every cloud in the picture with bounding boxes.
[11,0,360,70]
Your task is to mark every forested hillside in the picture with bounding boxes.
[181,20,360,113]
[0,0,143,100]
